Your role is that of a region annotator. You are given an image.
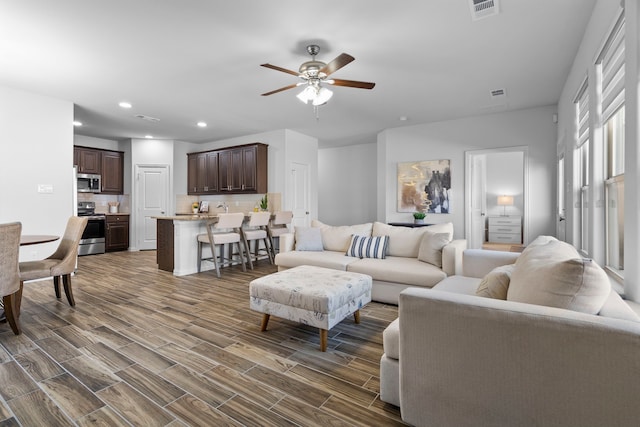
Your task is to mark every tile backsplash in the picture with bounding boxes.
[78,193,130,214]
[176,193,282,215]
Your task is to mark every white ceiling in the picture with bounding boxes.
[0,0,596,148]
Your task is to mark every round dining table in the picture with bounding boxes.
[19,235,60,246]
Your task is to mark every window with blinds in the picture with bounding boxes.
[598,14,625,122]
[574,79,590,255]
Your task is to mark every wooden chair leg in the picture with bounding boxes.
[263,237,274,264]
[353,310,360,324]
[237,242,246,272]
[3,294,21,335]
[53,275,61,299]
[62,274,75,306]
[197,241,203,273]
[16,281,23,317]
[242,234,254,270]
[213,244,221,278]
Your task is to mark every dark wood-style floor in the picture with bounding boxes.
[0,251,405,426]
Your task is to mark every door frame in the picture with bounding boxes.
[465,146,530,246]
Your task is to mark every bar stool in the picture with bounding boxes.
[197,212,246,277]
[241,211,273,269]
[266,211,293,257]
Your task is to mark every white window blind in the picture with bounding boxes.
[598,14,625,121]
[575,81,589,147]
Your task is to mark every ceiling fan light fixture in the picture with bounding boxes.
[312,87,333,106]
[296,85,316,104]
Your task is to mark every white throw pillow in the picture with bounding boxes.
[311,220,373,252]
[507,240,610,314]
[417,232,451,267]
[475,264,515,300]
[295,227,324,251]
[345,235,389,259]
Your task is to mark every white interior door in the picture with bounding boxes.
[469,154,487,249]
[136,165,169,250]
[290,162,310,228]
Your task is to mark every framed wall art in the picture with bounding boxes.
[397,159,451,213]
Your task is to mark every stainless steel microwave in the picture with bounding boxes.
[77,173,101,193]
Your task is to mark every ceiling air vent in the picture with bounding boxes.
[135,114,161,123]
[469,0,499,21]
[490,88,506,98]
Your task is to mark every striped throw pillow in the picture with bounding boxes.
[346,235,389,259]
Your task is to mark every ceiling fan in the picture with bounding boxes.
[261,44,375,106]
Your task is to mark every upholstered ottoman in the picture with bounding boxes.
[249,265,372,351]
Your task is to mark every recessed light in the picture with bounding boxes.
[197,121,207,128]
[145,135,153,139]
[119,101,132,109]
[72,121,83,126]
[399,116,409,121]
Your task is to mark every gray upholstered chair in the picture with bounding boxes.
[241,211,273,269]
[0,222,24,335]
[266,211,293,257]
[197,212,247,277]
[19,216,88,307]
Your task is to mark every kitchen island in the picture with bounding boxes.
[156,214,219,276]
[155,213,270,276]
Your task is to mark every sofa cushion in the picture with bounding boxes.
[507,240,610,314]
[275,250,360,271]
[417,232,451,268]
[432,275,481,295]
[598,290,640,322]
[294,227,323,251]
[475,264,515,300]
[372,222,453,258]
[311,220,373,252]
[347,256,446,288]
[346,235,389,259]
[383,318,400,360]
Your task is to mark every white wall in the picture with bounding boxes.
[319,143,377,225]
[376,105,558,240]
[74,134,119,151]
[0,85,74,261]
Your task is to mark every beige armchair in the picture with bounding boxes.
[0,222,24,335]
[19,216,88,307]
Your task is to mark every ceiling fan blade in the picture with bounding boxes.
[329,78,376,90]
[320,53,355,76]
[260,63,300,76]
[261,83,299,96]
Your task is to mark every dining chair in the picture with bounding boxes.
[197,212,246,278]
[0,222,23,335]
[19,216,88,307]
[266,211,293,257]
[241,211,273,269]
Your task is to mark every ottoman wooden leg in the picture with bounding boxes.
[260,314,270,331]
[354,310,360,324]
[319,329,328,352]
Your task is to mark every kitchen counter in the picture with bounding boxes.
[155,213,269,276]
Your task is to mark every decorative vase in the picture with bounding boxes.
[193,208,199,214]
[414,218,424,224]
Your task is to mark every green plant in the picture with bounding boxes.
[413,211,426,220]
[260,194,268,210]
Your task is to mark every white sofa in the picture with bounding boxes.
[274,220,467,304]
[381,237,640,427]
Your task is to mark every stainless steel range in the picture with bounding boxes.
[77,201,106,256]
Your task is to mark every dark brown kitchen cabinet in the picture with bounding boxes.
[106,214,129,252]
[187,151,218,194]
[74,146,101,174]
[187,143,266,195]
[101,150,124,194]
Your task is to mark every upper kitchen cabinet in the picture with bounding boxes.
[187,151,218,194]
[219,143,267,193]
[101,150,124,194]
[187,143,267,195]
[74,146,101,174]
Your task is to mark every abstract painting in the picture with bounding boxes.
[397,159,451,213]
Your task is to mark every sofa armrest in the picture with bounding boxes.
[279,232,295,252]
[442,239,467,276]
[461,248,520,278]
[398,288,640,427]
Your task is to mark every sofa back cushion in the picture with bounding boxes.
[311,220,373,252]
[507,240,610,315]
[372,222,453,258]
